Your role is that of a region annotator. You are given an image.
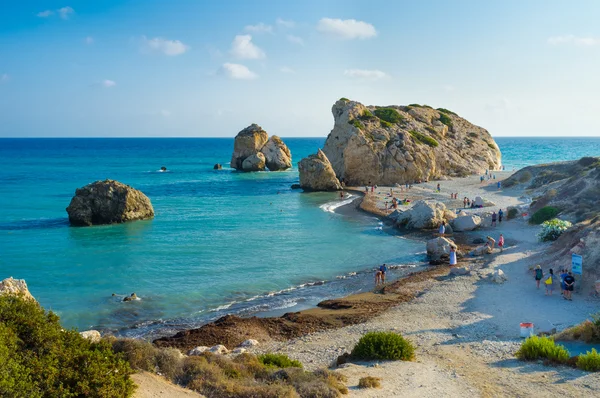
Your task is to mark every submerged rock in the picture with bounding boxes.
[66,180,154,226]
[298,149,342,191]
[261,136,292,171]
[0,277,35,301]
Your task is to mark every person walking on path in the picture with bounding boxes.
[534,265,543,289]
[564,272,575,300]
[498,209,504,223]
[449,246,457,266]
[491,212,497,227]
[498,234,504,252]
[544,268,555,296]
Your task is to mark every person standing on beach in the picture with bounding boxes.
[449,246,457,266]
[491,212,497,227]
[544,268,555,296]
[439,222,446,236]
[534,265,543,289]
[564,272,575,300]
[498,234,504,252]
[498,209,504,223]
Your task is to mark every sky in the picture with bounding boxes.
[1,0,600,137]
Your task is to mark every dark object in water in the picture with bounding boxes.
[123,293,138,302]
[291,184,301,189]
[160,166,167,171]
[213,164,222,170]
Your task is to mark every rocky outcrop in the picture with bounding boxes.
[261,136,292,171]
[230,124,292,171]
[426,237,457,261]
[0,277,35,301]
[452,214,482,231]
[241,153,266,171]
[66,180,154,226]
[390,200,455,229]
[309,99,501,186]
[298,149,342,191]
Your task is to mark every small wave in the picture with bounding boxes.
[319,194,354,213]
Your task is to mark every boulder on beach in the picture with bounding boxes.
[261,136,292,171]
[242,152,266,172]
[298,99,501,186]
[66,180,154,227]
[426,237,457,261]
[392,200,455,229]
[298,149,342,191]
[0,277,35,301]
[452,214,482,231]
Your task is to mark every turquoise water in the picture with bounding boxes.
[1,137,599,338]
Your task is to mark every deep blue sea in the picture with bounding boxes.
[1,137,599,338]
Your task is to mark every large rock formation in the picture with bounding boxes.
[298,149,342,191]
[0,277,35,301]
[230,124,291,171]
[66,180,154,226]
[311,99,501,185]
[389,200,456,229]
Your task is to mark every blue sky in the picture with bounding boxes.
[1,0,599,137]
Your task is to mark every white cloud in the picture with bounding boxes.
[102,79,116,88]
[230,35,265,59]
[57,6,74,20]
[1,73,9,83]
[317,18,377,40]
[344,69,388,80]
[37,10,53,17]
[160,109,171,117]
[141,36,190,56]
[245,23,273,34]
[276,18,295,28]
[280,67,295,74]
[220,63,258,80]
[287,35,304,46]
[547,35,600,46]
[84,36,94,45]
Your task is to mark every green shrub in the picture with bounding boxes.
[439,113,453,127]
[409,130,439,147]
[515,336,570,364]
[577,348,600,372]
[538,218,572,241]
[374,108,404,124]
[0,295,135,398]
[351,332,415,361]
[258,353,303,369]
[530,206,560,225]
[358,376,381,388]
[437,108,457,116]
[348,119,364,130]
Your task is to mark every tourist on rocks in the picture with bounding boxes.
[379,263,387,283]
[438,222,446,236]
[449,246,457,266]
[564,272,575,301]
[491,212,497,227]
[544,269,555,296]
[534,265,544,289]
[498,234,505,252]
[498,209,504,223]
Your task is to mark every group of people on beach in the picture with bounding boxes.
[534,265,576,300]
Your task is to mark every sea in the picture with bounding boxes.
[1,137,600,339]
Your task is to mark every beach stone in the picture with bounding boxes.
[394,200,455,229]
[66,179,154,226]
[213,163,222,170]
[450,267,470,276]
[491,269,508,284]
[0,277,35,301]
[261,135,292,171]
[80,330,101,343]
[230,124,269,170]
[298,149,342,191]
[209,345,229,355]
[452,214,482,231]
[241,152,266,172]
[188,346,210,356]
[239,339,260,347]
[426,237,457,261]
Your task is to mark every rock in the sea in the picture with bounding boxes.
[312,99,501,186]
[239,339,260,347]
[491,269,508,283]
[393,200,455,229]
[213,163,222,170]
[188,346,210,356]
[66,180,154,226]
[261,136,292,171]
[0,277,35,301]
[242,152,266,171]
[452,214,482,232]
[209,344,229,355]
[450,266,470,276]
[298,149,342,191]
[80,330,102,343]
[426,237,457,261]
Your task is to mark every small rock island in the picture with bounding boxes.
[230,124,292,171]
[66,179,154,226]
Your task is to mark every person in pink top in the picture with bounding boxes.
[498,234,505,252]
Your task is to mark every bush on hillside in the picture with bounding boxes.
[515,336,570,364]
[409,130,439,147]
[538,218,572,242]
[577,348,600,372]
[530,206,560,225]
[374,108,404,124]
[350,332,415,361]
[0,295,135,398]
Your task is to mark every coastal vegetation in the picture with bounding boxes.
[358,376,382,388]
[350,332,415,361]
[409,130,439,148]
[0,295,135,398]
[529,206,560,225]
[538,219,572,241]
[515,336,570,364]
[373,107,404,124]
